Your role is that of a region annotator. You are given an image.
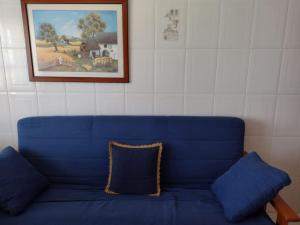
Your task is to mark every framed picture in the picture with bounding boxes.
[21,0,129,83]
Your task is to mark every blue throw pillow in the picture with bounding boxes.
[105,141,163,196]
[0,146,49,215]
[211,152,291,222]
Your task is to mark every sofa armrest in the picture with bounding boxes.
[270,195,300,225]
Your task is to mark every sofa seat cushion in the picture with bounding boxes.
[0,185,274,225]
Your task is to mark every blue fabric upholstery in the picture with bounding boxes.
[18,116,244,189]
[0,146,48,215]
[0,115,274,224]
[212,152,291,222]
[106,141,162,195]
[0,185,275,225]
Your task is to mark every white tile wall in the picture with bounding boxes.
[271,137,300,179]
[155,94,184,115]
[125,94,154,115]
[95,83,124,93]
[66,83,95,93]
[244,136,272,163]
[187,0,220,48]
[215,50,249,93]
[274,95,300,137]
[213,94,244,117]
[126,50,154,93]
[0,0,300,212]
[244,95,276,136]
[184,94,213,115]
[155,50,185,93]
[251,0,288,49]
[36,82,65,93]
[96,93,125,115]
[284,0,300,49]
[37,93,67,115]
[0,48,7,91]
[0,0,25,48]
[66,92,96,115]
[219,0,254,48]
[0,133,13,149]
[279,50,300,94]
[247,50,281,94]
[129,0,155,49]
[185,50,217,93]
[8,92,38,134]
[0,93,11,134]
[3,49,36,91]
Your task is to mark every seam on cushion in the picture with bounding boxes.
[25,157,107,160]
[35,199,211,203]
[34,199,185,204]
[19,136,90,139]
[20,137,243,141]
[24,156,238,161]
[100,138,242,141]
[46,175,218,180]
[161,159,238,161]
[44,175,106,178]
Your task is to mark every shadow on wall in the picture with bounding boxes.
[244,118,271,137]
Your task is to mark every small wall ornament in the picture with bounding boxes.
[163,9,179,42]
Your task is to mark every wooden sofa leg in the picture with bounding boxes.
[271,195,300,225]
[277,214,288,225]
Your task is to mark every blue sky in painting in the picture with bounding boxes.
[33,10,117,38]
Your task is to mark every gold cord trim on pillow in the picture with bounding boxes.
[105,141,163,196]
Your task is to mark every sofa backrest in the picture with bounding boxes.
[18,116,244,189]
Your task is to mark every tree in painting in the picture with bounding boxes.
[78,12,106,40]
[39,23,59,51]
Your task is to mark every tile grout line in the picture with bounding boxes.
[93,83,97,115]
[153,0,158,115]
[63,83,69,115]
[212,0,224,115]
[183,0,190,115]
[0,36,14,144]
[272,0,291,137]
[243,0,257,118]
[281,0,291,50]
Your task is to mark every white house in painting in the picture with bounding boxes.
[84,32,118,60]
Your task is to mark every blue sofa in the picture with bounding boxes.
[0,116,298,225]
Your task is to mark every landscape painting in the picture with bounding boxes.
[33,10,118,72]
[21,1,129,82]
